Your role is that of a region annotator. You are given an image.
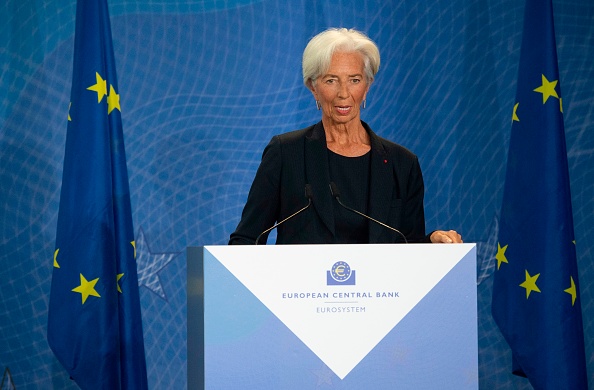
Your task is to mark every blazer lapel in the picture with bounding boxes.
[305,122,335,237]
[366,125,394,243]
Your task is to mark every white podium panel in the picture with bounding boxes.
[188,244,477,389]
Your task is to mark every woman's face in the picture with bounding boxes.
[310,51,370,128]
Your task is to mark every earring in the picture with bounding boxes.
[316,100,321,110]
[362,100,366,109]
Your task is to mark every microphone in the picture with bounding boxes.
[329,182,408,244]
[255,184,313,245]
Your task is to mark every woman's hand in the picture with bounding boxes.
[430,230,463,243]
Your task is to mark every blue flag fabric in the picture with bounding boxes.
[47,1,148,389]
[491,0,588,389]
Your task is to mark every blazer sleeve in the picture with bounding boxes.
[402,155,431,243]
[228,136,282,245]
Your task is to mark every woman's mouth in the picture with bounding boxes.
[335,106,351,115]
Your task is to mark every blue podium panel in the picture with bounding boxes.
[188,244,478,389]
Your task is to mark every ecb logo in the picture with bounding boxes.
[327,261,356,285]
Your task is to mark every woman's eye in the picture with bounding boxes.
[351,79,361,84]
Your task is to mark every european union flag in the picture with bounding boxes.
[491,0,588,388]
[47,1,148,389]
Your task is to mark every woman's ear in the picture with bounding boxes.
[307,79,317,96]
[363,80,372,101]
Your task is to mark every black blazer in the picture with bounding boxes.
[229,121,429,244]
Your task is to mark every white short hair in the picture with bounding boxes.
[302,28,380,87]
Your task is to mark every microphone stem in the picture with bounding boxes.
[335,196,409,244]
[255,199,312,245]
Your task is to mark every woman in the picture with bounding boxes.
[229,28,462,245]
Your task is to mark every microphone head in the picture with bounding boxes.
[304,184,313,199]
[329,182,340,198]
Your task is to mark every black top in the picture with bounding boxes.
[328,149,371,243]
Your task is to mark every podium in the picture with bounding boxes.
[188,244,477,389]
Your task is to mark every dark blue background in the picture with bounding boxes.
[1,1,592,388]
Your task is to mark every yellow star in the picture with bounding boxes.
[131,240,136,259]
[53,248,60,268]
[512,102,519,122]
[117,273,125,293]
[107,84,120,114]
[564,276,577,306]
[520,270,541,299]
[495,243,509,270]
[87,72,107,103]
[68,102,72,122]
[559,97,563,113]
[533,74,558,104]
[72,273,101,304]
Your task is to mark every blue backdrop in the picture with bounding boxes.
[1,1,593,388]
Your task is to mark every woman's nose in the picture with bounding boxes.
[337,83,349,98]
